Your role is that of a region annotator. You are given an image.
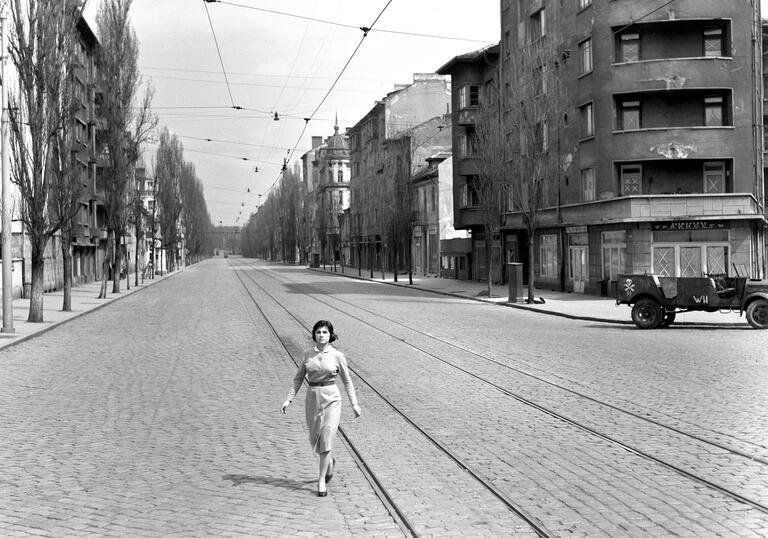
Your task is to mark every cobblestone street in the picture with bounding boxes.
[1,258,766,537]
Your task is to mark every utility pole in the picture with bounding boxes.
[1,11,13,334]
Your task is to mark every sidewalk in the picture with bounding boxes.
[312,265,746,327]
[0,272,173,352]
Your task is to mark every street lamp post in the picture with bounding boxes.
[1,12,14,333]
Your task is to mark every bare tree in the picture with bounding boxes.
[474,37,568,303]
[154,127,182,273]
[8,0,82,322]
[95,0,155,298]
[504,37,569,303]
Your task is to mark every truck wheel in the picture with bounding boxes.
[746,299,768,329]
[660,311,676,328]
[632,298,663,329]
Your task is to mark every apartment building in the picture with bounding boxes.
[348,74,451,273]
[437,44,501,283]
[315,118,351,267]
[441,1,764,294]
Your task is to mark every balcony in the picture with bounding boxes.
[561,193,761,225]
[457,108,478,126]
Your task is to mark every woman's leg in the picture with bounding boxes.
[318,450,332,492]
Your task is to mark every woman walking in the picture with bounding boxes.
[282,320,362,497]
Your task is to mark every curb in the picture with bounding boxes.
[309,267,743,328]
[0,270,181,353]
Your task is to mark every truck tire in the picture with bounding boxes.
[632,298,663,329]
[746,299,768,329]
[659,311,676,328]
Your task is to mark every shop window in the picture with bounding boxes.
[602,231,626,280]
[540,234,558,278]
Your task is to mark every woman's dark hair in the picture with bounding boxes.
[312,320,337,342]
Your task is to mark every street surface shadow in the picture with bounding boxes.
[586,323,750,331]
[222,473,314,490]
[281,280,434,298]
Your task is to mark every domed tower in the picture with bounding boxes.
[315,114,351,267]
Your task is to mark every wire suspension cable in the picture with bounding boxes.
[203,0,237,107]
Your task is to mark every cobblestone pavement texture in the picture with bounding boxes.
[242,259,768,537]
[1,257,766,537]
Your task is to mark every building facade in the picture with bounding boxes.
[441,1,764,294]
[348,74,452,274]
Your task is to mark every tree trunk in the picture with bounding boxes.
[62,241,73,312]
[485,240,493,299]
[527,233,536,304]
[123,234,129,290]
[134,226,140,287]
[99,232,112,299]
[27,248,45,322]
[112,231,121,294]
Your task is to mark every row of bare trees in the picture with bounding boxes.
[241,167,302,262]
[472,36,570,303]
[7,0,155,321]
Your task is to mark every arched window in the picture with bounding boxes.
[337,170,343,182]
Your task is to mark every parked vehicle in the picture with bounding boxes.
[616,273,768,329]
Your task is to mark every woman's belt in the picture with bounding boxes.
[308,380,335,387]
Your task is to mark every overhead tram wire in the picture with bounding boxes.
[203,0,237,108]
[259,0,394,201]
[212,0,493,44]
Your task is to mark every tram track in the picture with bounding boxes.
[231,261,553,538]
[234,259,768,519]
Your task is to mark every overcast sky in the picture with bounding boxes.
[84,0,500,226]
[83,0,766,227]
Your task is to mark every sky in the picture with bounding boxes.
[83,0,501,226]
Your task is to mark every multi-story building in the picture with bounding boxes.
[437,44,501,283]
[442,1,764,294]
[314,118,351,267]
[348,74,451,273]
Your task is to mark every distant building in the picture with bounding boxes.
[348,74,452,273]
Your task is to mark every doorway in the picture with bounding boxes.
[569,246,588,293]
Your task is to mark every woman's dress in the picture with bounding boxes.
[286,345,358,454]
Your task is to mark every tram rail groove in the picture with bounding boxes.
[237,259,768,517]
[231,264,420,538]
[232,261,555,538]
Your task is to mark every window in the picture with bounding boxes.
[704,96,724,127]
[147,200,155,212]
[619,32,640,62]
[602,231,626,280]
[337,170,344,182]
[530,8,546,41]
[703,161,725,193]
[617,100,640,130]
[581,168,595,201]
[703,28,724,57]
[580,103,594,138]
[540,234,558,278]
[328,170,333,183]
[458,131,476,158]
[458,85,480,109]
[653,244,729,277]
[579,38,592,74]
[578,0,592,8]
[620,164,642,195]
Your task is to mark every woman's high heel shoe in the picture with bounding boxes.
[317,486,327,497]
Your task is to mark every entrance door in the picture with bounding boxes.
[569,246,588,293]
